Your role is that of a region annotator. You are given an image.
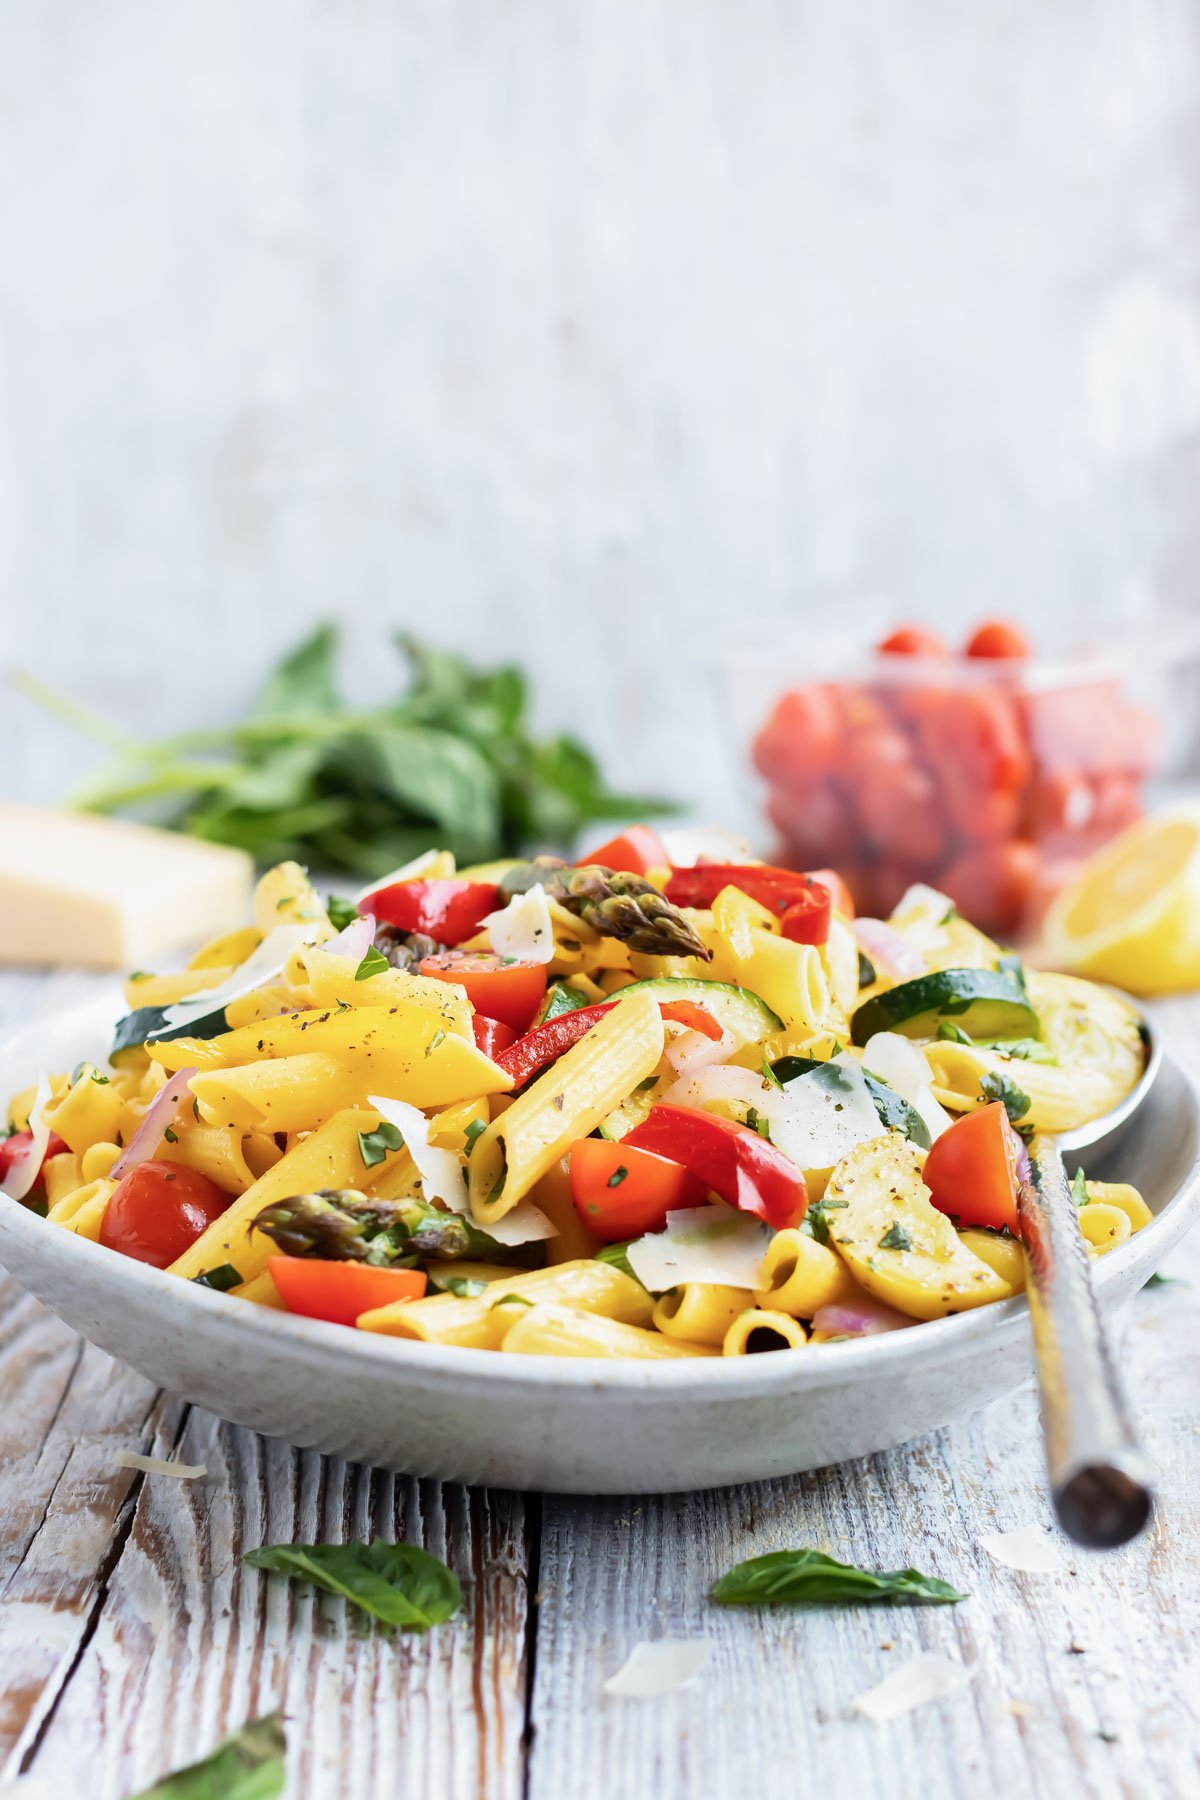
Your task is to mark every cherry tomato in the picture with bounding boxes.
[922,1103,1023,1236]
[580,826,670,876]
[0,1129,68,1193]
[569,1139,705,1242]
[268,1256,427,1327]
[361,878,499,945]
[766,781,858,866]
[877,626,948,657]
[418,951,547,1033]
[472,1014,518,1060]
[752,685,842,781]
[965,619,1030,660]
[938,839,1039,936]
[855,741,946,865]
[99,1160,233,1268]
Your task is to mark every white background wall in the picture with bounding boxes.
[2,1,1199,825]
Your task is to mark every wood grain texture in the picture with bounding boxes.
[0,976,1197,1797]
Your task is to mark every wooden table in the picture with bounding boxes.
[1,970,1197,1800]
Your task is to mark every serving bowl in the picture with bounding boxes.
[1,992,1196,1493]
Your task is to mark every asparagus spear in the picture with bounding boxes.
[251,1189,523,1265]
[499,858,711,960]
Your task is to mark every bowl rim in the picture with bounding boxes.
[2,991,1197,1402]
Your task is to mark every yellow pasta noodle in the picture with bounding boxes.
[502,1303,716,1360]
[752,1229,858,1318]
[722,1309,809,1354]
[81,1141,123,1183]
[359,1260,653,1347]
[47,1177,117,1241]
[44,1067,125,1156]
[1078,1203,1133,1255]
[467,992,665,1225]
[1083,1180,1151,1232]
[652,1284,750,1346]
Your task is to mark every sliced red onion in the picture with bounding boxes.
[812,1296,913,1337]
[324,912,375,961]
[110,1067,198,1179]
[852,918,926,982]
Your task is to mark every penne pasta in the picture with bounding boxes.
[502,1303,717,1360]
[652,1284,751,1346]
[722,1309,809,1355]
[752,1229,858,1318]
[359,1260,653,1346]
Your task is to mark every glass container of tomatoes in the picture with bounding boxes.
[735,617,1198,938]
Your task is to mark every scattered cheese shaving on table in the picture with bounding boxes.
[603,1641,711,1699]
[853,1652,973,1722]
[977,1523,1065,1573]
[113,1452,207,1480]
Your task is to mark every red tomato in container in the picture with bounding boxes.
[964,619,1030,660]
[766,782,858,867]
[922,1103,1024,1236]
[877,626,948,657]
[938,840,1039,936]
[99,1161,233,1268]
[752,685,842,781]
[569,1139,705,1241]
[419,951,547,1034]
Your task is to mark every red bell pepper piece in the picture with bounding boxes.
[496,998,721,1088]
[472,1013,518,1061]
[623,1104,807,1230]
[664,864,833,943]
[360,878,500,946]
[580,825,670,876]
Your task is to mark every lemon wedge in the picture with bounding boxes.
[1043,807,1200,994]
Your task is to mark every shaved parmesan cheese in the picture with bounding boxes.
[895,882,956,922]
[890,884,955,955]
[156,922,321,1036]
[369,1095,468,1214]
[0,1076,52,1200]
[853,1652,973,1722]
[114,1451,207,1480]
[768,1058,883,1170]
[628,1205,772,1293]
[603,1640,711,1698]
[859,1034,954,1142]
[479,1201,557,1247]
[482,885,555,966]
[661,1064,771,1112]
[978,1523,1064,1573]
[659,825,752,867]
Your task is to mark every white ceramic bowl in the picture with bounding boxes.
[1,993,1197,1493]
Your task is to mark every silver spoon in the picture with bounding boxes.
[1017,997,1159,1548]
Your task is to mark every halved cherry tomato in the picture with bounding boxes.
[921,1102,1023,1236]
[360,878,500,945]
[876,626,948,657]
[965,619,1030,660]
[581,826,670,876]
[497,999,721,1088]
[472,1014,518,1060]
[269,1255,427,1328]
[99,1160,233,1268]
[418,951,547,1033]
[624,1105,808,1230]
[0,1128,68,1193]
[663,864,832,943]
[569,1139,705,1241]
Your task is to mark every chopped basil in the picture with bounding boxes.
[1145,1272,1185,1288]
[425,1028,446,1057]
[163,1125,179,1144]
[710,1547,966,1608]
[857,951,876,989]
[435,1274,489,1298]
[595,1240,638,1281]
[878,1220,912,1252]
[979,1071,1032,1124]
[490,1293,534,1309]
[128,1713,285,1799]
[325,894,360,931]
[938,906,959,925]
[90,1069,111,1084]
[192,1096,201,1121]
[354,945,390,982]
[192,1264,243,1293]
[358,1122,404,1167]
[463,1118,487,1155]
[128,971,153,983]
[800,1196,848,1246]
[606,1165,629,1189]
[243,1539,460,1630]
[936,1021,973,1044]
[1070,1167,1089,1208]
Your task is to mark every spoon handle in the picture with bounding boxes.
[1019,1135,1153,1547]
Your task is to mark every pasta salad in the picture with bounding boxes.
[0,827,1152,1359]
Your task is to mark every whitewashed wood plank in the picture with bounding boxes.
[22,1405,531,1800]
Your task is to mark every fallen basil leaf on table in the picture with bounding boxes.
[710,1548,966,1607]
[243,1539,461,1629]
[130,1713,285,1799]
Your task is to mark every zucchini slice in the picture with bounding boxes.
[770,1055,931,1150]
[851,968,1038,1046]
[617,977,783,1048]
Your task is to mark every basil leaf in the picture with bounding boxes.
[355,945,390,982]
[1070,1167,1089,1208]
[130,1713,285,1799]
[192,1264,243,1293]
[710,1547,966,1608]
[463,1118,487,1155]
[878,1221,912,1251]
[595,1240,639,1282]
[325,894,360,932]
[857,951,876,989]
[112,1004,229,1058]
[936,1020,973,1044]
[358,1122,404,1168]
[243,1540,461,1630]
[979,1071,1032,1124]
[1145,1272,1184,1288]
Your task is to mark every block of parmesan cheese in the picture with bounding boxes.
[0,806,255,970]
